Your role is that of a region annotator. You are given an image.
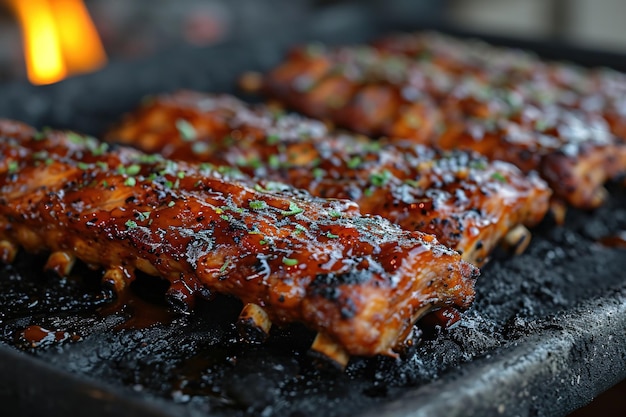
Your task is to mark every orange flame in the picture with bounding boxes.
[8,0,107,85]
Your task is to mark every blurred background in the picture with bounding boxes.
[0,0,625,415]
[1,0,626,84]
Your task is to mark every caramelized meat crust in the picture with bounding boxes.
[107,91,550,266]
[262,33,626,209]
[0,120,478,358]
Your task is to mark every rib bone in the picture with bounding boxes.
[237,303,272,343]
[44,251,76,277]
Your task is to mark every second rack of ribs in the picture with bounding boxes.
[107,91,551,266]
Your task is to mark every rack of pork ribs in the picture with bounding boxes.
[261,32,626,214]
[3,31,626,368]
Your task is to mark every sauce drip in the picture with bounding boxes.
[597,231,626,249]
[99,287,176,330]
[419,307,462,332]
[19,325,74,348]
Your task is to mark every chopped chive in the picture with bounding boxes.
[370,170,392,187]
[96,161,109,170]
[220,214,229,221]
[124,177,137,186]
[219,259,230,274]
[403,179,420,188]
[125,220,137,229]
[313,167,326,180]
[347,156,362,169]
[125,164,141,176]
[192,141,210,155]
[295,224,308,233]
[101,180,109,188]
[364,141,381,152]
[44,158,54,166]
[259,239,267,245]
[469,160,488,170]
[281,202,304,216]
[138,211,151,221]
[282,257,298,266]
[199,162,214,172]
[491,172,508,183]
[363,187,374,197]
[32,151,48,160]
[268,154,281,170]
[266,134,280,145]
[164,180,174,189]
[176,119,197,141]
[326,232,339,239]
[77,162,90,170]
[329,210,342,218]
[8,161,19,174]
[249,200,267,210]
[177,171,185,179]
[138,154,161,164]
[67,132,84,144]
[168,201,175,207]
[91,142,109,156]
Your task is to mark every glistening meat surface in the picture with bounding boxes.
[107,91,550,266]
[0,120,478,362]
[262,33,626,209]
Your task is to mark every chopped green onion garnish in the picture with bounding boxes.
[370,170,392,187]
[219,259,230,274]
[125,164,141,176]
[176,119,197,141]
[125,220,138,229]
[491,172,508,183]
[281,202,304,216]
[282,257,298,266]
[313,167,325,180]
[347,156,362,169]
[96,161,109,170]
[268,154,281,170]
[266,134,280,145]
[329,210,342,218]
[7,161,18,174]
[67,132,84,144]
[249,200,267,210]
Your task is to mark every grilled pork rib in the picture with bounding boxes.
[262,34,626,209]
[0,120,478,363]
[107,91,550,266]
